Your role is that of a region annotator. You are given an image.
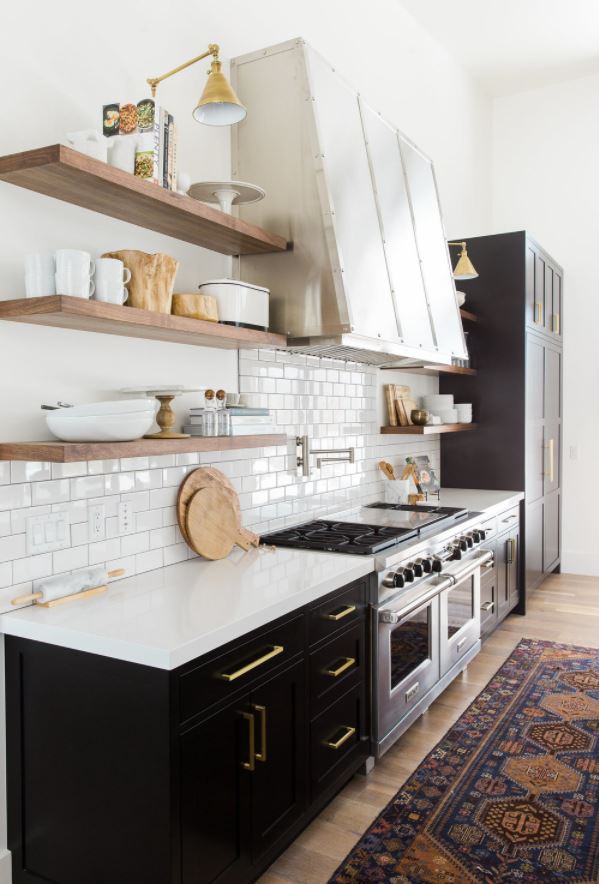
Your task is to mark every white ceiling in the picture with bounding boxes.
[400,0,599,96]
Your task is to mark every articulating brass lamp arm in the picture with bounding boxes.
[147,44,220,98]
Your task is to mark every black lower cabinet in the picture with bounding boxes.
[6,575,373,884]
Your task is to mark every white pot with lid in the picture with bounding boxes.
[197,278,269,331]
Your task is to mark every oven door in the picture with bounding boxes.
[377,590,441,739]
[439,549,492,676]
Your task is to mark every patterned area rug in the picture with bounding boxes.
[330,638,599,883]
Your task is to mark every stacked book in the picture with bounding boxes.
[102,99,178,189]
[184,407,276,436]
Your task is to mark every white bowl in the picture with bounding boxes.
[47,410,155,442]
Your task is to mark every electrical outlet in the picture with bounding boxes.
[88,504,105,541]
[118,501,135,534]
[27,512,71,555]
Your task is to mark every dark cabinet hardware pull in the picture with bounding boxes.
[322,604,356,621]
[219,645,284,682]
[324,657,356,678]
[324,725,356,750]
[253,704,267,762]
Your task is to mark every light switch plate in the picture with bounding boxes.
[27,511,71,555]
[118,501,135,535]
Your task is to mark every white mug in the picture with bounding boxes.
[55,249,95,298]
[106,135,137,173]
[94,258,131,305]
[25,253,56,297]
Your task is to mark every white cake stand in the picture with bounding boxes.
[120,386,204,439]
[187,181,266,215]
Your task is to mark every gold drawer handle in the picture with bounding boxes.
[481,601,494,612]
[324,725,356,750]
[240,711,255,771]
[552,313,560,334]
[325,657,356,678]
[220,645,284,682]
[322,604,356,622]
[534,301,544,325]
[253,704,267,763]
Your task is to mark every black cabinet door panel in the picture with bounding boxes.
[180,700,251,884]
[250,660,307,861]
[526,500,544,591]
[544,491,560,571]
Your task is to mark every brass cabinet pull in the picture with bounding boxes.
[534,302,544,325]
[253,704,267,763]
[324,725,356,750]
[240,711,255,771]
[545,438,555,483]
[219,645,284,682]
[324,657,356,678]
[552,313,561,334]
[322,604,356,622]
[481,601,494,612]
[506,538,516,564]
[405,682,420,702]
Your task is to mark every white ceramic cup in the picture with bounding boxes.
[25,253,56,297]
[94,258,131,304]
[55,249,95,298]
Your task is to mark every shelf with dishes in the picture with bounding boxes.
[381,423,477,435]
[0,145,289,256]
[0,296,287,350]
[0,435,287,464]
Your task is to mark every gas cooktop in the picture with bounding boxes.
[260,503,469,555]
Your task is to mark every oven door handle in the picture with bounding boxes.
[379,575,454,625]
[443,549,494,586]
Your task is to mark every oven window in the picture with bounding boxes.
[390,605,430,689]
[447,577,474,638]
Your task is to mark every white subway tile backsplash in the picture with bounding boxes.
[13,553,53,583]
[0,351,439,592]
[11,462,52,483]
[70,476,105,500]
[53,546,89,574]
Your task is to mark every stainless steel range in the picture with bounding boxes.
[262,503,495,757]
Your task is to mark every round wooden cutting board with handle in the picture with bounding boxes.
[177,467,259,553]
[186,485,253,560]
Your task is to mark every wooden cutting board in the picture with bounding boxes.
[177,468,259,549]
[186,485,253,559]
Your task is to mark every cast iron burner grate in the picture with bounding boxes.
[260,520,418,555]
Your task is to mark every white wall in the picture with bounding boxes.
[493,73,599,575]
[0,0,492,442]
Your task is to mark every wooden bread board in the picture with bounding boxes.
[186,485,252,560]
[177,467,259,553]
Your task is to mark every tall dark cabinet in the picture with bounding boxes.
[441,231,563,598]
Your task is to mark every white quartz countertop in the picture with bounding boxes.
[0,548,374,670]
[0,487,522,671]
[427,488,523,516]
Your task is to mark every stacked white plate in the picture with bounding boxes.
[423,394,454,411]
[456,403,473,424]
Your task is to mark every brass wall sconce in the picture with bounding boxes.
[147,43,246,126]
[448,241,479,280]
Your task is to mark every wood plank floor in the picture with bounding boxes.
[259,573,599,883]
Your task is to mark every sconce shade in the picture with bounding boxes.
[452,243,478,280]
[193,60,247,126]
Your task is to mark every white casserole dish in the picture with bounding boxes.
[46,399,155,442]
[197,278,269,331]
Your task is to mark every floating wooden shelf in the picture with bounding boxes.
[0,435,287,463]
[0,296,287,350]
[0,145,289,256]
[381,363,477,376]
[380,423,477,435]
[460,309,478,323]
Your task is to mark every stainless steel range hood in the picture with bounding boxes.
[231,38,467,366]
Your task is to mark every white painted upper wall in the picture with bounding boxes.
[492,72,598,575]
[0,0,492,442]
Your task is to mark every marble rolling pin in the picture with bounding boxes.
[11,567,125,608]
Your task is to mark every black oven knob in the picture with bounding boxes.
[458,538,468,551]
[462,535,474,548]
[393,569,406,588]
[413,561,423,577]
[403,566,415,582]
[421,556,433,573]
[479,528,486,540]
[472,530,481,543]
[432,556,443,573]
[451,544,463,560]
